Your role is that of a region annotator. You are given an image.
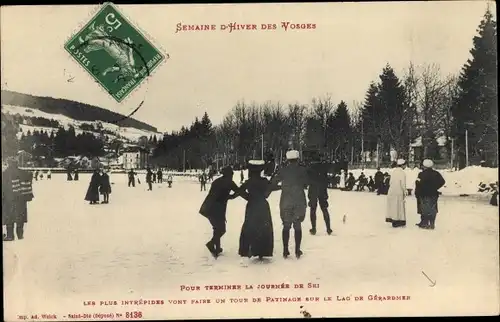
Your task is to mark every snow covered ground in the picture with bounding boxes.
[3,173,499,320]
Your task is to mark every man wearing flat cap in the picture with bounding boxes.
[415,159,445,230]
[386,158,407,228]
[271,150,309,258]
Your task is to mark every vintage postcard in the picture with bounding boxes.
[1,1,498,320]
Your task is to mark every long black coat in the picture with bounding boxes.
[238,177,274,258]
[100,173,112,194]
[199,176,239,221]
[2,167,33,224]
[85,172,101,202]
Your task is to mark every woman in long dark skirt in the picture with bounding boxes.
[85,169,101,205]
[99,169,112,204]
[238,160,276,260]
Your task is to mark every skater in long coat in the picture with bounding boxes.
[374,168,384,195]
[238,160,275,259]
[99,169,112,204]
[2,159,34,241]
[271,150,309,259]
[85,169,101,204]
[386,159,407,227]
[199,167,240,258]
[415,159,445,229]
[74,169,79,181]
[339,169,346,190]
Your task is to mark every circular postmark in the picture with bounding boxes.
[74,34,152,125]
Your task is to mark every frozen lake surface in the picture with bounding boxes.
[3,173,499,319]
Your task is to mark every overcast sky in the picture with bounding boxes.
[1,1,495,132]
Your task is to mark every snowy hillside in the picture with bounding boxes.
[2,104,162,142]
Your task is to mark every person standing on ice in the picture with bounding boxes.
[84,169,101,205]
[99,168,112,204]
[386,159,407,227]
[146,168,153,191]
[271,150,309,259]
[128,169,136,187]
[307,152,332,236]
[2,159,34,241]
[74,169,79,181]
[199,166,240,258]
[47,169,52,180]
[199,173,207,191]
[374,168,384,195]
[338,169,346,190]
[238,160,276,260]
[415,159,445,230]
[157,168,163,183]
[167,173,173,188]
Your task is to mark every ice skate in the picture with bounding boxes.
[295,250,303,259]
[3,235,14,241]
[309,228,316,235]
[327,228,333,235]
[283,249,290,259]
[205,242,218,258]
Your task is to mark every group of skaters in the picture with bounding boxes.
[385,158,446,229]
[84,168,112,204]
[127,168,174,190]
[478,181,499,206]
[66,168,80,181]
[199,171,216,191]
[331,170,391,194]
[199,150,333,261]
[32,169,52,181]
[199,150,448,262]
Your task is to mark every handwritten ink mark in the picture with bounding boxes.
[421,271,436,287]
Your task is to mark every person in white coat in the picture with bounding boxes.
[339,169,346,190]
[386,159,407,228]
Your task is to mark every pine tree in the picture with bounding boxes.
[332,101,351,158]
[377,64,409,159]
[453,8,497,168]
[360,82,382,152]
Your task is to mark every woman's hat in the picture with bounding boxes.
[247,160,266,172]
[422,159,434,168]
[286,150,300,160]
[396,159,406,166]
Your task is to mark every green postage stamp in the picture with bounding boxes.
[64,3,165,102]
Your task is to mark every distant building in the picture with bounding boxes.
[122,146,150,169]
[410,135,448,162]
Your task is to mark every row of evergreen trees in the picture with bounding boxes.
[150,9,496,170]
[18,127,105,160]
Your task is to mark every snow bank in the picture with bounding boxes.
[348,166,498,196]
